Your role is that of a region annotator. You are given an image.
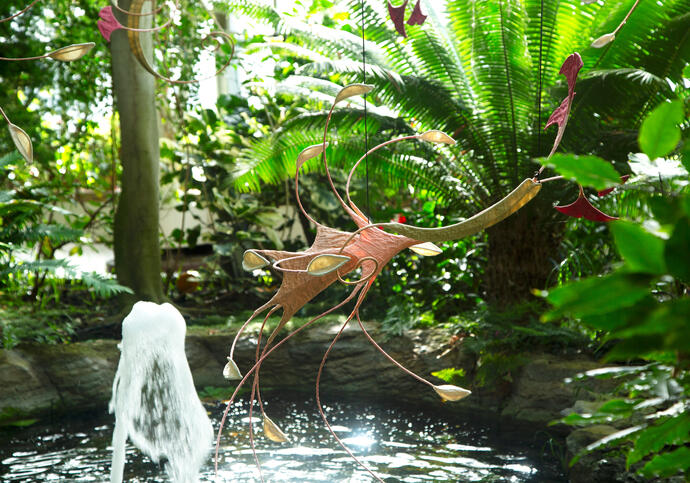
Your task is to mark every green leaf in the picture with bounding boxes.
[541,154,621,191]
[628,414,690,466]
[610,221,667,274]
[638,100,683,161]
[682,142,690,173]
[664,217,690,283]
[642,447,690,478]
[544,272,652,322]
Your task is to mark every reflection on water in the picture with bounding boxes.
[0,394,566,482]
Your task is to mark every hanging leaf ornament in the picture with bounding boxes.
[433,384,472,402]
[555,186,618,222]
[263,416,289,443]
[47,42,95,61]
[387,0,408,37]
[407,0,427,26]
[222,358,242,380]
[545,53,584,158]
[7,122,33,163]
[591,33,615,48]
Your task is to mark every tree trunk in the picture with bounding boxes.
[110,0,164,304]
[484,203,563,309]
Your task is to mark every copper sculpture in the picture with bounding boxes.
[98,0,234,85]
[1,1,94,163]
[213,49,599,480]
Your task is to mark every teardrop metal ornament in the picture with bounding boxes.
[223,358,242,380]
[591,33,615,48]
[409,242,443,257]
[263,416,289,443]
[433,384,471,402]
[8,123,33,163]
[296,143,328,170]
[307,254,351,276]
[334,83,374,105]
[242,250,270,271]
[47,42,95,61]
[419,130,456,145]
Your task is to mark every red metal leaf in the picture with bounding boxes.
[555,186,618,222]
[97,6,123,42]
[407,0,427,26]
[597,175,630,197]
[388,0,408,37]
[545,53,584,157]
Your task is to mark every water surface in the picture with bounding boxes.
[1,393,566,482]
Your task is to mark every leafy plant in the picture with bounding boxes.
[544,100,689,479]
[0,152,131,305]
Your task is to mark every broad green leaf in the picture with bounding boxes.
[638,100,683,161]
[648,196,682,225]
[683,64,690,79]
[610,221,666,274]
[664,217,690,283]
[582,297,657,331]
[541,154,620,191]
[544,272,652,322]
[628,414,690,466]
[642,447,690,478]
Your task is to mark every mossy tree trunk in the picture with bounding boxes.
[110,0,164,304]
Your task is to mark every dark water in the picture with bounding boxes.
[0,393,566,482]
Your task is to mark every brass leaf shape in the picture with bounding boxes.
[591,33,615,48]
[223,358,242,380]
[47,42,95,62]
[419,130,456,145]
[409,242,443,257]
[433,384,471,402]
[296,143,328,170]
[264,416,289,443]
[8,123,33,163]
[306,254,350,276]
[334,83,374,104]
[242,250,269,271]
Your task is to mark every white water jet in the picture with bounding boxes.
[109,302,213,483]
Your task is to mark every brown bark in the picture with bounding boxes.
[110,0,164,304]
[484,203,563,309]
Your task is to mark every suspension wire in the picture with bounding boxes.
[537,0,544,157]
[360,0,370,221]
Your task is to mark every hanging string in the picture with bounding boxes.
[360,0,370,221]
[537,0,544,157]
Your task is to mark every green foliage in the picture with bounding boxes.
[0,152,131,304]
[431,367,467,386]
[546,103,690,479]
[638,100,684,161]
[542,154,621,191]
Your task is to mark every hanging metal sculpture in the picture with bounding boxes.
[213,49,611,481]
[97,0,234,85]
[388,0,427,37]
[1,0,94,163]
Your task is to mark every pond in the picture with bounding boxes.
[0,393,566,482]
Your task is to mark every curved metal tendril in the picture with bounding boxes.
[123,0,235,84]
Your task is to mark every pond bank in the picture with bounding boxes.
[0,320,629,482]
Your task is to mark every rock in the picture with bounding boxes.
[17,339,120,413]
[501,354,601,426]
[0,350,59,423]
